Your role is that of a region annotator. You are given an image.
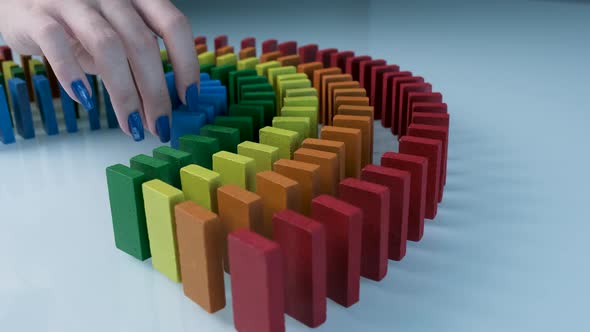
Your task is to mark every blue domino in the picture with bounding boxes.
[8,78,34,139]
[59,83,78,133]
[86,74,100,130]
[0,84,15,144]
[102,81,118,128]
[170,110,206,149]
[198,104,215,124]
[33,75,59,136]
[200,73,211,81]
[166,72,182,110]
[200,80,221,87]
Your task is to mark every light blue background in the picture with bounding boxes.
[1,0,589,331]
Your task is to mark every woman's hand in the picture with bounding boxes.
[0,0,200,142]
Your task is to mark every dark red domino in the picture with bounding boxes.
[262,39,278,54]
[407,124,449,200]
[371,65,399,120]
[311,195,362,307]
[381,71,412,129]
[316,48,338,68]
[330,51,355,72]
[359,59,386,93]
[411,112,450,128]
[241,37,256,49]
[278,41,297,56]
[412,102,448,114]
[194,36,206,46]
[398,82,432,137]
[392,76,423,135]
[229,229,285,332]
[214,35,228,50]
[338,178,390,281]
[299,44,319,63]
[407,92,443,128]
[345,55,372,81]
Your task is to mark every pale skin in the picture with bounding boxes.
[0,0,200,142]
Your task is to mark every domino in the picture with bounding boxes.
[297,61,323,80]
[130,154,175,186]
[239,47,256,60]
[194,36,206,46]
[336,105,374,155]
[285,87,317,98]
[320,126,362,178]
[255,171,301,238]
[153,146,192,189]
[240,37,256,49]
[273,158,320,215]
[237,141,280,173]
[333,115,372,167]
[240,99,275,126]
[211,64,237,95]
[330,51,355,71]
[59,83,78,133]
[0,87,14,143]
[260,51,282,63]
[345,55,371,81]
[327,81,361,125]
[411,112,450,128]
[277,54,301,67]
[8,78,34,139]
[180,164,221,212]
[301,138,346,181]
[200,124,240,153]
[214,116,254,142]
[236,75,267,101]
[371,65,399,120]
[316,48,338,68]
[20,55,34,100]
[42,57,60,98]
[85,74,100,130]
[261,39,278,54]
[272,116,310,140]
[255,60,280,77]
[412,102,448,115]
[298,44,319,63]
[216,53,237,67]
[198,51,216,67]
[321,74,353,125]
[294,148,339,196]
[334,96,369,116]
[407,92,443,127]
[259,126,300,159]
[214,35,228,50]
[212,151,256,191]
[170,110,207,149]
[278,41,297,56]
[398,82,432,136]
[280,106,318,138]
[312,67,341,91]
[381,71,411,129]
[241,83,273,97]
[165,72,182,110]
[407,123,449,199]
[268,66,296,88]
[277,79,311,111]
[32,75,58,136]
[178,134,220,169]
[216,46,235,57]
[229,104,265,139]
[237,57,259,70]
[392,76,424,135]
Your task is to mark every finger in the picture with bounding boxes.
[99,0,170,142]
[58,4,144,141]
[132,0,199,108]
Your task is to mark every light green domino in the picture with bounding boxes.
[273,116,310,140]
[267,66,296,88]
[198,51,216,66]
[283,95,319,108]
[281,106,318,138]
[278,79,312,112]
[259,126,300,160]
[237,57,259,71]
[255,61,280,77]
[237,141,280,173]
[276,73,308,83]
[142,179,185,283]
[286,88,317,98]
[180,165,221,212]
[212,151,256,191]
[160,50,168,62]
[217,53,237,67]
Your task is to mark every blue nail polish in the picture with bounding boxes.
[156,115,170,143]
[71,80,95,111]
[127,112,144,142]
[185,82,199,112]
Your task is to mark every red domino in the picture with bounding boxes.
[311,195,362,308]
[278,41,297,56]
[399,136,441,220]
[345,55,371,80]
[0,46,13,61]
[359,59,386,93]
[229,229,285,332]
[241,37,256,49]
[298,44,319,63]
[391,76,423,135]
[330,51,355,71]
[381,71,412,129]
[338,178,389,281]
[214,35,228,50]
[194,36,207,46]
[381,152,427,242]
[316,48,338,68]
[412,102,448,114]
[398,82,432,137]
[262,39,278,54]
[407,124,449,199]
[371,65,399,120]
[407,92,443,128]
[361,165,410,261]
[412,112,450,128]
[272,209,327,328]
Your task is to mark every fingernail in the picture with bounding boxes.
[71,80,95,111]
[185,82,199,112]
[128,112,144,142]
[156,115,170,143]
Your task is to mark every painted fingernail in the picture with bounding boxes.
[185,82,199,112]
[156,115,170,143]
[127,112,144,142]
[71,80,95,111]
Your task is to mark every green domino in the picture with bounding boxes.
[283,96,319,108]
[160,49,168,61]
[152,146,193,188]
[106,164,150,261]
[277,79,312,112]
[242,91,275,104]
[212,151,256,191]
[11,67,25,81]
[281,106,319,138]
[229,104,265,140]
[211,64,237,94]
[200,64,215,74]
[237,76,268,102]
[237,57,259,71]
[241,99,275,126]
[268,66,296,88]
[259,126,301,160]
[229,69,256,104]
[200,125,241,154]
[33,64,47,77]
[272,116,311,140]
[277,73,308,84]
[286,88,318,98]
[237,141,279,173]
[214,116,254,142]
[164,63,173,73]
[180,164,221,212]
[198,51,215,66]
[130,154,175,186]
[178,134,220,169]
[255,60,281,77]
[241,83,273,97]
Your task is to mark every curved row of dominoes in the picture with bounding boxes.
[106,35,449,332]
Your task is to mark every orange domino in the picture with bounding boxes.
[320,126,362,178]
[301,138,346,181]
[298,62,323,81]
[312,67,341,92]
[334,96,369,117]
[332,115,373,167]
[260,51,282,63]
[216,45,234,57]
[321,74,352,125]
[255,171,301,238]
[327,81,360,125]
[337,105,374,157]
[278,54,301,67]
[196,44,208,55]
[294,148,339,196]
[239,47,256,60]
[273,159,321,215]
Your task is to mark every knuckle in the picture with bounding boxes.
[36,21,64,40]
[90,29,123,54]
[161,11,190,35]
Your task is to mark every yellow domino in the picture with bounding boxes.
[286,87,318,98]
[198,51,216,66]
[180,164,221,212]
[283,96,319,108]
[142,179,185,283]
[237,141,280,173]
[237,57,259,71]
[281,106,318,138]
[267,66,296,88]
[277,79,312,112]
[272,116,311,140]
[216,53,237,67]
[255,61,281,77]
[259,126,300,160]
[212,151,257,191]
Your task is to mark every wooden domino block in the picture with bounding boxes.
[8,78,34,139]
[330,51,355,71]
[194,36,207,46]
[268,66,296,88]
[259,126,300,159]
[214,35,228,50]
[283,95,318,108]
[256,171,301,238]
[333,88,367,114]
[216,46,234,58]
[320,74,351,124]
[175,201,225,313]
[236,75,267,101]
[320,126,362,178]
[332,115,372,167]
[239,47,256,60]
[261,39,278,54]
[260,51,282,63]
[298,44,319,63]
[217,185,264,271]
[407,124,449,200]
[255,60,281,77]
[153,146,192,189]
[142,179,185,282]
[200,124,240,153]
[392,76,424,134]
[312,67,341,91]
[198,51,216,66]
[237,141,280,173]
[196,44,208,55]
[345,55,371,81]
[277,79,311,111]
[59,83,78,133]
[297,61,323,80]
[32,75,58,136]
[301,138,346,181]
[42,57,60,97]
[228,229,285,332]
[212,151,256,191]
[398,82,432,137]
[272,116,310,140]
[278,54,301,67]
[361,165,410,261]
[327,80,359,125]
[273,159,320,215]
[237,57,259,70]
[334,96,369,116]
[241,37,256,49]
[272,209,326,328]
[336,105,374,156]
[19,55,33,100]
[130,154,175,186]
[407,92,443,126]
[0,85,14,144]
[106,164,150,260]
[217,53,237,67]
[0,46,13,61]
[399,136,441,220]
[280,106,318,138]
[214,116,254,142]
[338,178,389,281]
[240,94,275,126]
[180,164,221,212]
[412,102,448,114]
[286,87,317,98]
[316,48,338,68]
[382,71,411,129]
[178,134,220,169]
[294,148,339,196]
[412,112,450,128]
[381,152,427,242]
[371,65,399,120]
[311,195,362,307]
[359,59,385,96]
[278,41,297,56]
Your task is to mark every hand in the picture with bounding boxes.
[0,0,200,142]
